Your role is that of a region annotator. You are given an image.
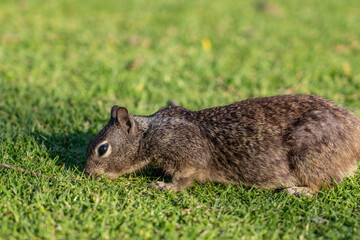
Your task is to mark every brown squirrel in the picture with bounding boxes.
[84,94,360,196]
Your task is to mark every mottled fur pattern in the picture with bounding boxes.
[85,95,360,194]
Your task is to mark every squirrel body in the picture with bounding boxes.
[85,94,360,195]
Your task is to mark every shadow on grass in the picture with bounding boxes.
[133,165,170,182]
[33,130,94,171]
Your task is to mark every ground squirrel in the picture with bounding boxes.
[85,94,360,196]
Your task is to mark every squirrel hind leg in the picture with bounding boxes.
[287,110,360,190]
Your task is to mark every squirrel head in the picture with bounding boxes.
[84,105,140,179]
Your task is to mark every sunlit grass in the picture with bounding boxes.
[1,0,360,239]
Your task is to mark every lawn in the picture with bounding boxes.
[1,0,360,239]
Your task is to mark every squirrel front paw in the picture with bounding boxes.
[283,187,315,197]
[147,181,176,191]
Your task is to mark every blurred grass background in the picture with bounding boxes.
[1,0,360,239]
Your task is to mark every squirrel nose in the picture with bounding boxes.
[84,161,92,177]
[84,169,92,177]
[84,170,99,178]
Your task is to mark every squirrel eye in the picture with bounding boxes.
[98,144,109,156]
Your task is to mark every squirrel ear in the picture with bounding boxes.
[111,105,121,119]
[114,106,135,134]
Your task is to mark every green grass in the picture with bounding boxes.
[1,0,360,239]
